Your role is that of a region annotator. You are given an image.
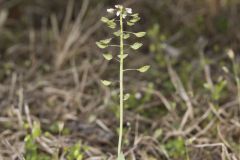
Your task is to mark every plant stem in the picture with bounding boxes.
[123,69,138,72]
[118,7,124,157]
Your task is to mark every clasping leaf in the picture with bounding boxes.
[118,54,128,59]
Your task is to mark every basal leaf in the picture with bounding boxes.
[138,65,150,73]
[117,153,125,160]
[130,42,143,50]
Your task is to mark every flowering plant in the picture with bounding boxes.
[96,5,150,160]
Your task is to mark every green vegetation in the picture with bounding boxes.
[24,122,51,160]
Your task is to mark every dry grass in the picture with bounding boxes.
[0,0,239,159]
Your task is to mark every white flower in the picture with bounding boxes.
[126,8,132,14]
[114,5,131,18]
[135,92,142,99]
[116,11,120,16]
[115,5,121,8]
[107,8,115,13]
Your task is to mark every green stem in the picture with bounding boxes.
[118,7,124,157]
[123,69,138,72]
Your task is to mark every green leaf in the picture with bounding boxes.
[32,121,41,139]
[24,135,31,142]
[114,30,121,37]
[134,32,146,37]
[130,16,140,23]
[101,17,116,29]
[101,80,112,86]
[212,80,227,100]
[138,65,150,73]
[107,20,116,29]
[108,23,116,29]
[57,121,64,133]
[100,38,112,44]
[130,42,143,50]
[103,53,113,61]
[101,17,110,23]
[127,21,135,26]
[203,83,211,90]
[131,13,139,17]
[118,54,128,59]
[96,42,108,49]
[117,153,125,160]
[124,93,130,101]
[123,33,130,39]
[77,155,83,160]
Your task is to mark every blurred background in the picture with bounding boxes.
[0,0,240,159]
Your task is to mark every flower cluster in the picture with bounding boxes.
[107,5,132,18]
